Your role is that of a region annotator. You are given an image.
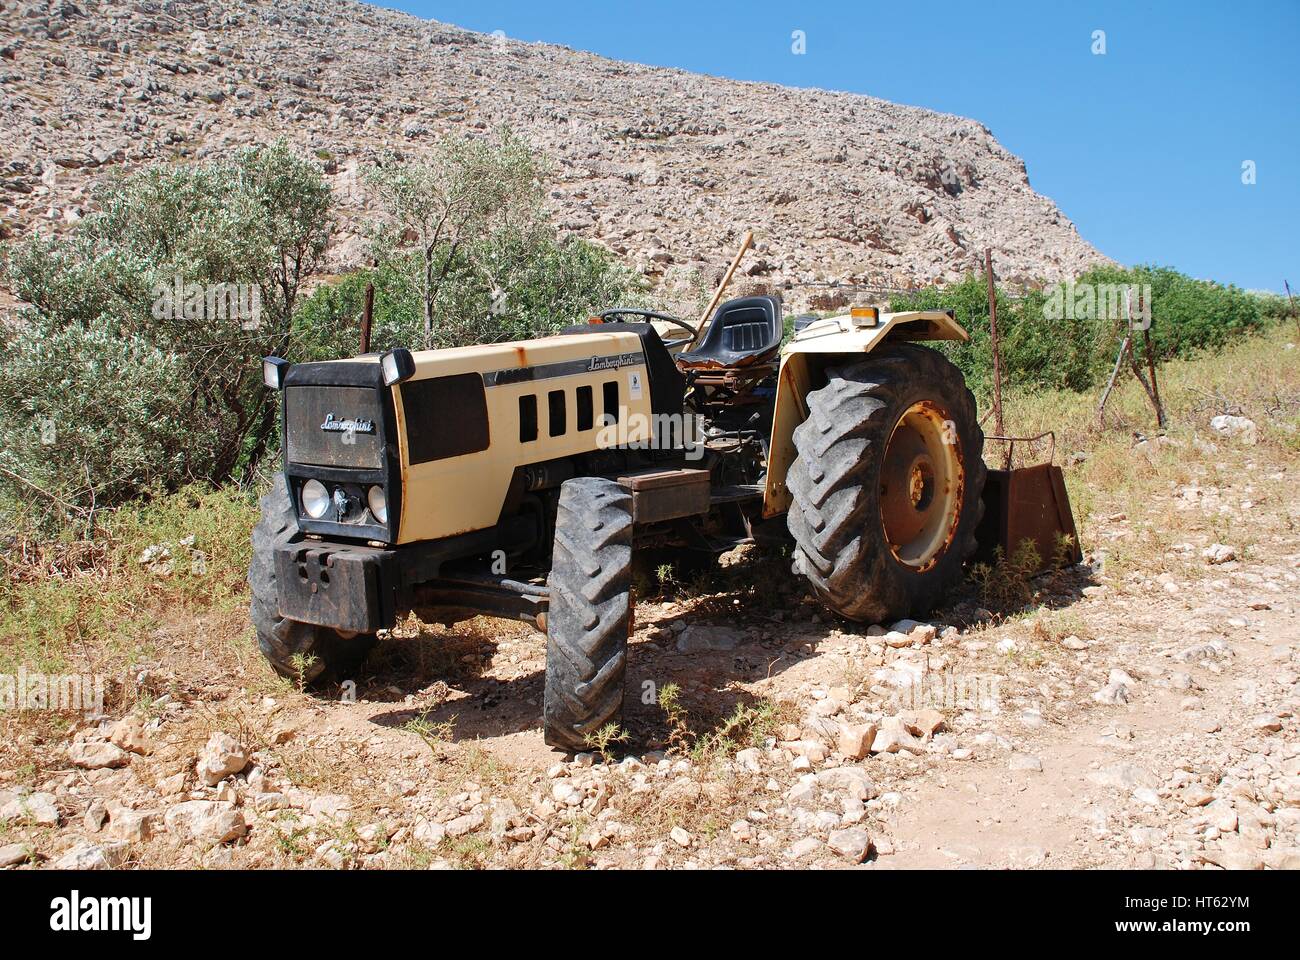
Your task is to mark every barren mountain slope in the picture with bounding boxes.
[0,0,1108,303]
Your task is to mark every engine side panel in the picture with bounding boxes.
[393,331,657,544]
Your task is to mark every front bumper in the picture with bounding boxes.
[275,541,399,635]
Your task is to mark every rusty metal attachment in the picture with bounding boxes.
[975,431,1082,572]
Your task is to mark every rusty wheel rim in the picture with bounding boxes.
[879,400,963,571]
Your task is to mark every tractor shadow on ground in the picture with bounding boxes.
[348,547,1101,751]
[351,547,833,750]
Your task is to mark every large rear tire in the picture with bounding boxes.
[543,477,634,752]
[249,477,376,685]
[786,343,984,623]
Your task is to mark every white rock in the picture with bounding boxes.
[1202,543,1237,565]
[67,740,130,770]
[669,826,692,847]
[814,766,876,800]
[196,733,249,786]
[1093,680,1129,705]
[675,624,742,653]
[162,800,246,844]
[308,794,352,819]
[413,817,447,846]
[0,843,33,867]
[53,841,129,870]
[827,827,872,862]
[1209,415,1256,445]
[786,836,823,860]
[0,791,59,826]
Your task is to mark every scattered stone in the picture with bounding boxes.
[0,843,34,867]
[196,732,249,786]
[735,747,763,772]
[108,715,153,755]
[675,624,743,653]
[787,836,822,861]
[1202,543,1237,565]
[162,800,246,844]
[68,740,130,770]
[669,826,692,847]
[53,841,129,870]
[0,791,59,826]
[1209,415,1256,445]
[815,766,876,800]
[837,722,878,761]
[826,827,872,862]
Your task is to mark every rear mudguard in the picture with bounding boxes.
[762,309,969,518]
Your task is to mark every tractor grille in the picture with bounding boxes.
[284,385,385,469]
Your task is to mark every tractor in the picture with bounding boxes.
[252,296,984,750]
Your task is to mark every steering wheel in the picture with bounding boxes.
[597,308,699,350]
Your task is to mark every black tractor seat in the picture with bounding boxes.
[676,295,783,370]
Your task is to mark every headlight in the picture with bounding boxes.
[301,479,330,519]
[262,356,290,390]
[367,485,387,524]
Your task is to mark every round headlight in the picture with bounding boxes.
[301,479,330,519]
[367,485,387,524]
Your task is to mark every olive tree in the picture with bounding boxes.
[364,129,544,346]
[0,141,333,524]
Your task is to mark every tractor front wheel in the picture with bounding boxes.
[786,343,984,623]
[249,476,376,685]
[543,477,634,752]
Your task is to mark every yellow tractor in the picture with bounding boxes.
[253,297,983,749]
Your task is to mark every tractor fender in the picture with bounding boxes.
[762,310,969,518]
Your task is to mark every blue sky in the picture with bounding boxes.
[386,1,1298,292]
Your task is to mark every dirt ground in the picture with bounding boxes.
[2,334,1298,870]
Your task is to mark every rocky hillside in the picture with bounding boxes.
[0,0,1108,306]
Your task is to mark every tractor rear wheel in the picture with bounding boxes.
[249,476,376,685]
[786,343,984,623]
[543,477,634,752]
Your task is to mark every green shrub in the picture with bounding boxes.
[890,265,1274,401]
[0,141,332,523]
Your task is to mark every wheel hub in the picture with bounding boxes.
[879,400,963,570]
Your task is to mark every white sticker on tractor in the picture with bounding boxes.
[628,369,644,401]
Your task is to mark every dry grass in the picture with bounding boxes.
[996,325,1299,579]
